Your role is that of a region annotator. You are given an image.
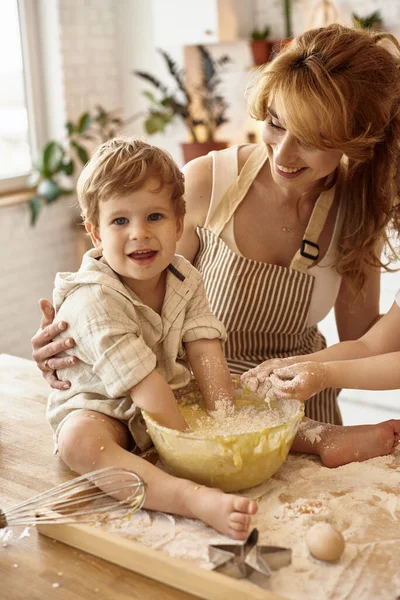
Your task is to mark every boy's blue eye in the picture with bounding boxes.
[148,213,163,221]
[113,217,128,225]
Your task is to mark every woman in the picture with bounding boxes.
[32,24,400,466]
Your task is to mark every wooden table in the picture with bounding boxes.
[2,354,399,600]
[0,354,198,600]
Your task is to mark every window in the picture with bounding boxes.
[0,0,42,194]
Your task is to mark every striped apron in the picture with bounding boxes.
[193,145,342,424]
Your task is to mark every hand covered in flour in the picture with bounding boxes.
[269,361,329,401]
[240,357,298,399]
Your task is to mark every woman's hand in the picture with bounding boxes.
[240,357,298,398]
[269,361,329,401]
[31,299,77,390]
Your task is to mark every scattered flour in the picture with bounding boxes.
[92,447,400,600]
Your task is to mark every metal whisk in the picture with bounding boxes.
[0,467,146,529]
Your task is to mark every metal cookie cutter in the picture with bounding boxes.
[209,528,291,580]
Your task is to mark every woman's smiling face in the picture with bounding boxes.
[262,101,343,192]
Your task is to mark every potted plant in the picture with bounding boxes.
[250,26,272,66]
[352,10,383,30]
[133,45,231,163]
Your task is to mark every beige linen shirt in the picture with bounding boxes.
[47,248,226,451]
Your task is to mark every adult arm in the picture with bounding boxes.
[31,299,77,389]
[176,155,213,262]
[334,261,381,342]
[185,338,234,412]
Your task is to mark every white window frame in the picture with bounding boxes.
[0,0,45,194]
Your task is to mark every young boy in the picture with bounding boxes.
[47,137,257,540]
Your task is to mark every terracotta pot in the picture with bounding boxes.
[250,40,273,66]
[181,141,228,164]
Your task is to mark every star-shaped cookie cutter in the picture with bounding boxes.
[208,528,291,580]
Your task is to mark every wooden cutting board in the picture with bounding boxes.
[38,521,282,600]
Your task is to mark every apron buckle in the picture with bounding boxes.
[300,239,320,261]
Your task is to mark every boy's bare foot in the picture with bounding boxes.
[293,419,400,468]
[181,483,258,540]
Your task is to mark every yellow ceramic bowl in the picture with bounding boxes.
[143,398,304,492]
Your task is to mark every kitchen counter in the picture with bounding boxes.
[1,353,399,600]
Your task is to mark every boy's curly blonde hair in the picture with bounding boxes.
[77,137,185,227]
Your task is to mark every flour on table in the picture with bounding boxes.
[95,448,400,600]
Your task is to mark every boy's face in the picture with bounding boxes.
[88,177,184,289]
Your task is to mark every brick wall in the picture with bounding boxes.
[0,0,120,359]
[0,199,81,358]
[59,0,121,120]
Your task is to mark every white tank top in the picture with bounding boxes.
[208,145,344,327]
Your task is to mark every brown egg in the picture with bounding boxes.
[306,523,345,561]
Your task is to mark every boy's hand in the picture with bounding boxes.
[240,357,298,398]
[31,298,77,390]
[268,362,329,401]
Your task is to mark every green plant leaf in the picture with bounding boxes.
[37,178,63,204]
[158,49,191,102]
[77,112,91,133]
[144,115,170,134]
[61,159,74,176]
[29,196,42,226]
[142,90,158,103]
[71,140,89,164]
[134,70,169,95]
[352,11,382,28]
[66,121,75,136]
[41,141,65,177]
[251,26,270,41]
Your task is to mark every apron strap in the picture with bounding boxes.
[204,146,239,229]
[205,143,337,274]
[289,182,336,273]
[206,144,268,237]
